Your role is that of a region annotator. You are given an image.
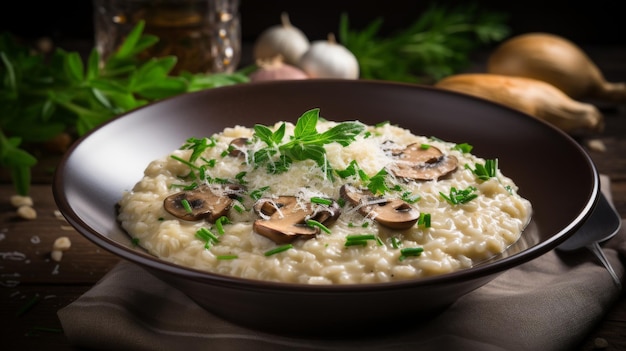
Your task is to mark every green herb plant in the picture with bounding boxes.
[0,21,250,195]
[339,3,510,83]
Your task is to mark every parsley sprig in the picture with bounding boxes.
[252,109,365,178]
[0,21,250,195]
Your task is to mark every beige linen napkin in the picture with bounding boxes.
[58,176,625,351]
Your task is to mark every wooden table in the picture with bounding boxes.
[1,47,625,350]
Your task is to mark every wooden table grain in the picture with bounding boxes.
[1,47,625,350]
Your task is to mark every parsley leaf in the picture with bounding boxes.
[0,21,250,196]
[253,108,365,177]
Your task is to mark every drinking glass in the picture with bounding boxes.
[93,0,241,74]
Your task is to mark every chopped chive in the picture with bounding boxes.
[346,234,377,241]
[250,186,270,200]
[306,219,331,234]
[345,240,368,247]
[170,182,198,190]
[311,197,332,206]
[375,121,390,127]
[420,143,431,149]
[203,157,217,167]
[131,237,140,246]
[399,247,424,261]
[217,255,238,260]
[233,204,245,213]
[195,227,219,244]
[345,234,379,247]
[440,186,477,205]
[466,159,498,181]
[264,244,293,256]
[16,294,40,317]
[235,171,247,184]
[215,216,231,235]
[32,326,63,333]
[181,199,193,213]
[391,237,401,249]
[505,185,513,194]
[418,213,431,228]
[170,154,203,171]
[402,191,421,204]
[452,142,473,153]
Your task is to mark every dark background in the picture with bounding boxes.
[1,0,624,48]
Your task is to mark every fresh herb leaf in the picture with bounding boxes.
[366,169,390,195]
[340,3,509,83]
[252,109,364,178]
[467,159,498,181]
[250,186,270,200]
[0,21,250,196]
[452,142,473,153]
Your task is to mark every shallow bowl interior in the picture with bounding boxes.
[53,79,598,335]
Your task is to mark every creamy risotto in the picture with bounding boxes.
[118,109,532,284]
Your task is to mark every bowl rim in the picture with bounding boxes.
[53,79,600,292]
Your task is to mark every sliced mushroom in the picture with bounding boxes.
[340,184,419,230]
[390,143,458,181]
[163,183,244,222]
[228,137,249,157]
[253,196,341,244]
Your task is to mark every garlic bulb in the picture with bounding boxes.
[435,73,604,135]
[253,12,310,66]
[298,33,359,79]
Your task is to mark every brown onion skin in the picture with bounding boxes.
[487,32,626,103]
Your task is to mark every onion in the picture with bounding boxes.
[249,56,309,82]
[298,33,359,79]
[487,32,626,103]
[253,12,310,66]
[435,73,604,135]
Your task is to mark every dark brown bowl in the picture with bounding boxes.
[53,79,598,336]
